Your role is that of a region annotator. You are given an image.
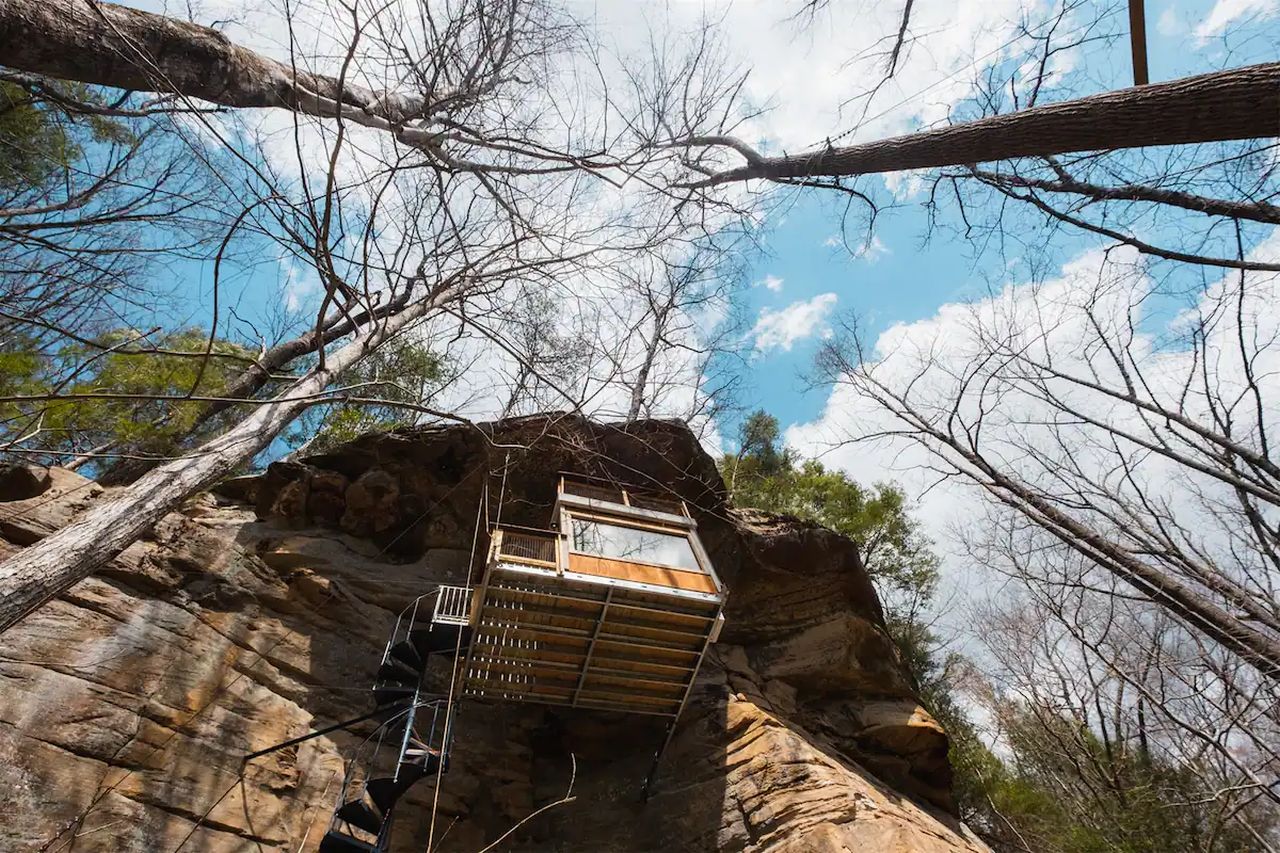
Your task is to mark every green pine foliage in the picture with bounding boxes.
[286,337,447,455]
[0,329,256,469]
[0,81,132,191]
[722,410,939,615]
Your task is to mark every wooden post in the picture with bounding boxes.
[1129,0,1149,86]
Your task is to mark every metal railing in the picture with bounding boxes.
[495,528,559,567]
[381,593,429,671]
[381,586,474,670]
[626,492,687,516]
[328,696,452,842]
[433,585,472,626]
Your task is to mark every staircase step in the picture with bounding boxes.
[372,702,412,724]
[365,776,409,813]
[319,829,381,853]
[388,640,424,672]
[336,799,383,835]
[373,685,417,707]
[377,657,420,684]
[409,625,472,658]
[402,751,443,774]
[366,759,436,811]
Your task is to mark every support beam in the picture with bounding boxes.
[242,705,400,764]
[1129,0,1149,86]
[572,588,613,706]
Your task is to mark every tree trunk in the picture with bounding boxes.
[95,292,414,485]
[690,62,1280,186]
[627,304,671,421]
[0,291,447,633]
[0,0,438,138]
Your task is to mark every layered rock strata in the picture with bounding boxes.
[0,416,987,852]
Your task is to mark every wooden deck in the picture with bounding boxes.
[459,566,721,716]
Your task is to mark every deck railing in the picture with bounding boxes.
[626,492,686,516]
[433,585,472,626]
[495,528,559,567]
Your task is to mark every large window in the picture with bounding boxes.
[569,517,701,572]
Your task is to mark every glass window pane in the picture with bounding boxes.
[570,517,701,572]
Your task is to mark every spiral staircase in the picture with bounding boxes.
[319,588,472,853]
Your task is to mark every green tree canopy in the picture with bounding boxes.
[0,329,259,472]
[286,337,448,455]
[722,410,939,614]
[717,411,1274,851]
[0,80,131,191]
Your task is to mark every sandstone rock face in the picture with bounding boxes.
[0,416,987,852]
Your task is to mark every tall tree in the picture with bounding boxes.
[0,0,746,631]
[816,245,1280,679]
[722,410,940,634]
[955,563,1280,850]
[611,244,746,427]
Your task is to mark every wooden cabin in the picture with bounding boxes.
[457,474,726,718]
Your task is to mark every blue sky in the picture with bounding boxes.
[726,0,1280,447]
[112,0,1278,460]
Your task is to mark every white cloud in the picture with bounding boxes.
[751,293,838,352]
[883,169,928,201]
[787,231,1280,644]
[1194,0,1280,39]
[1157,6,1185,35]
[856,235,889,262]
[756,274,785,292]
[282,261,321,312]
[789,246,1148,537]
[582,0,1033,160]
[821,234,889,261]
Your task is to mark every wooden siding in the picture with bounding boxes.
[567,552,718,595]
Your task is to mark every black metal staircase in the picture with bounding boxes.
[319,589,472,853]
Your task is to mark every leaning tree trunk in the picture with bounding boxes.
[689,62,1280,186]
[95,292,414,485]
[2,0,1277,183]
[0,0,443,144]
[963,449,1280,681]
[0,290,448,633]
[626,303,671,421]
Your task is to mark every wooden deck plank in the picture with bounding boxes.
[474,619,704,656]
[487,584,714,626]
[468,641,698,680]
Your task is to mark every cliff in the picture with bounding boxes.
[0,415,988,852]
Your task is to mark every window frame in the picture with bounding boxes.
[558,474,691,519]
[563,509,708,575]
